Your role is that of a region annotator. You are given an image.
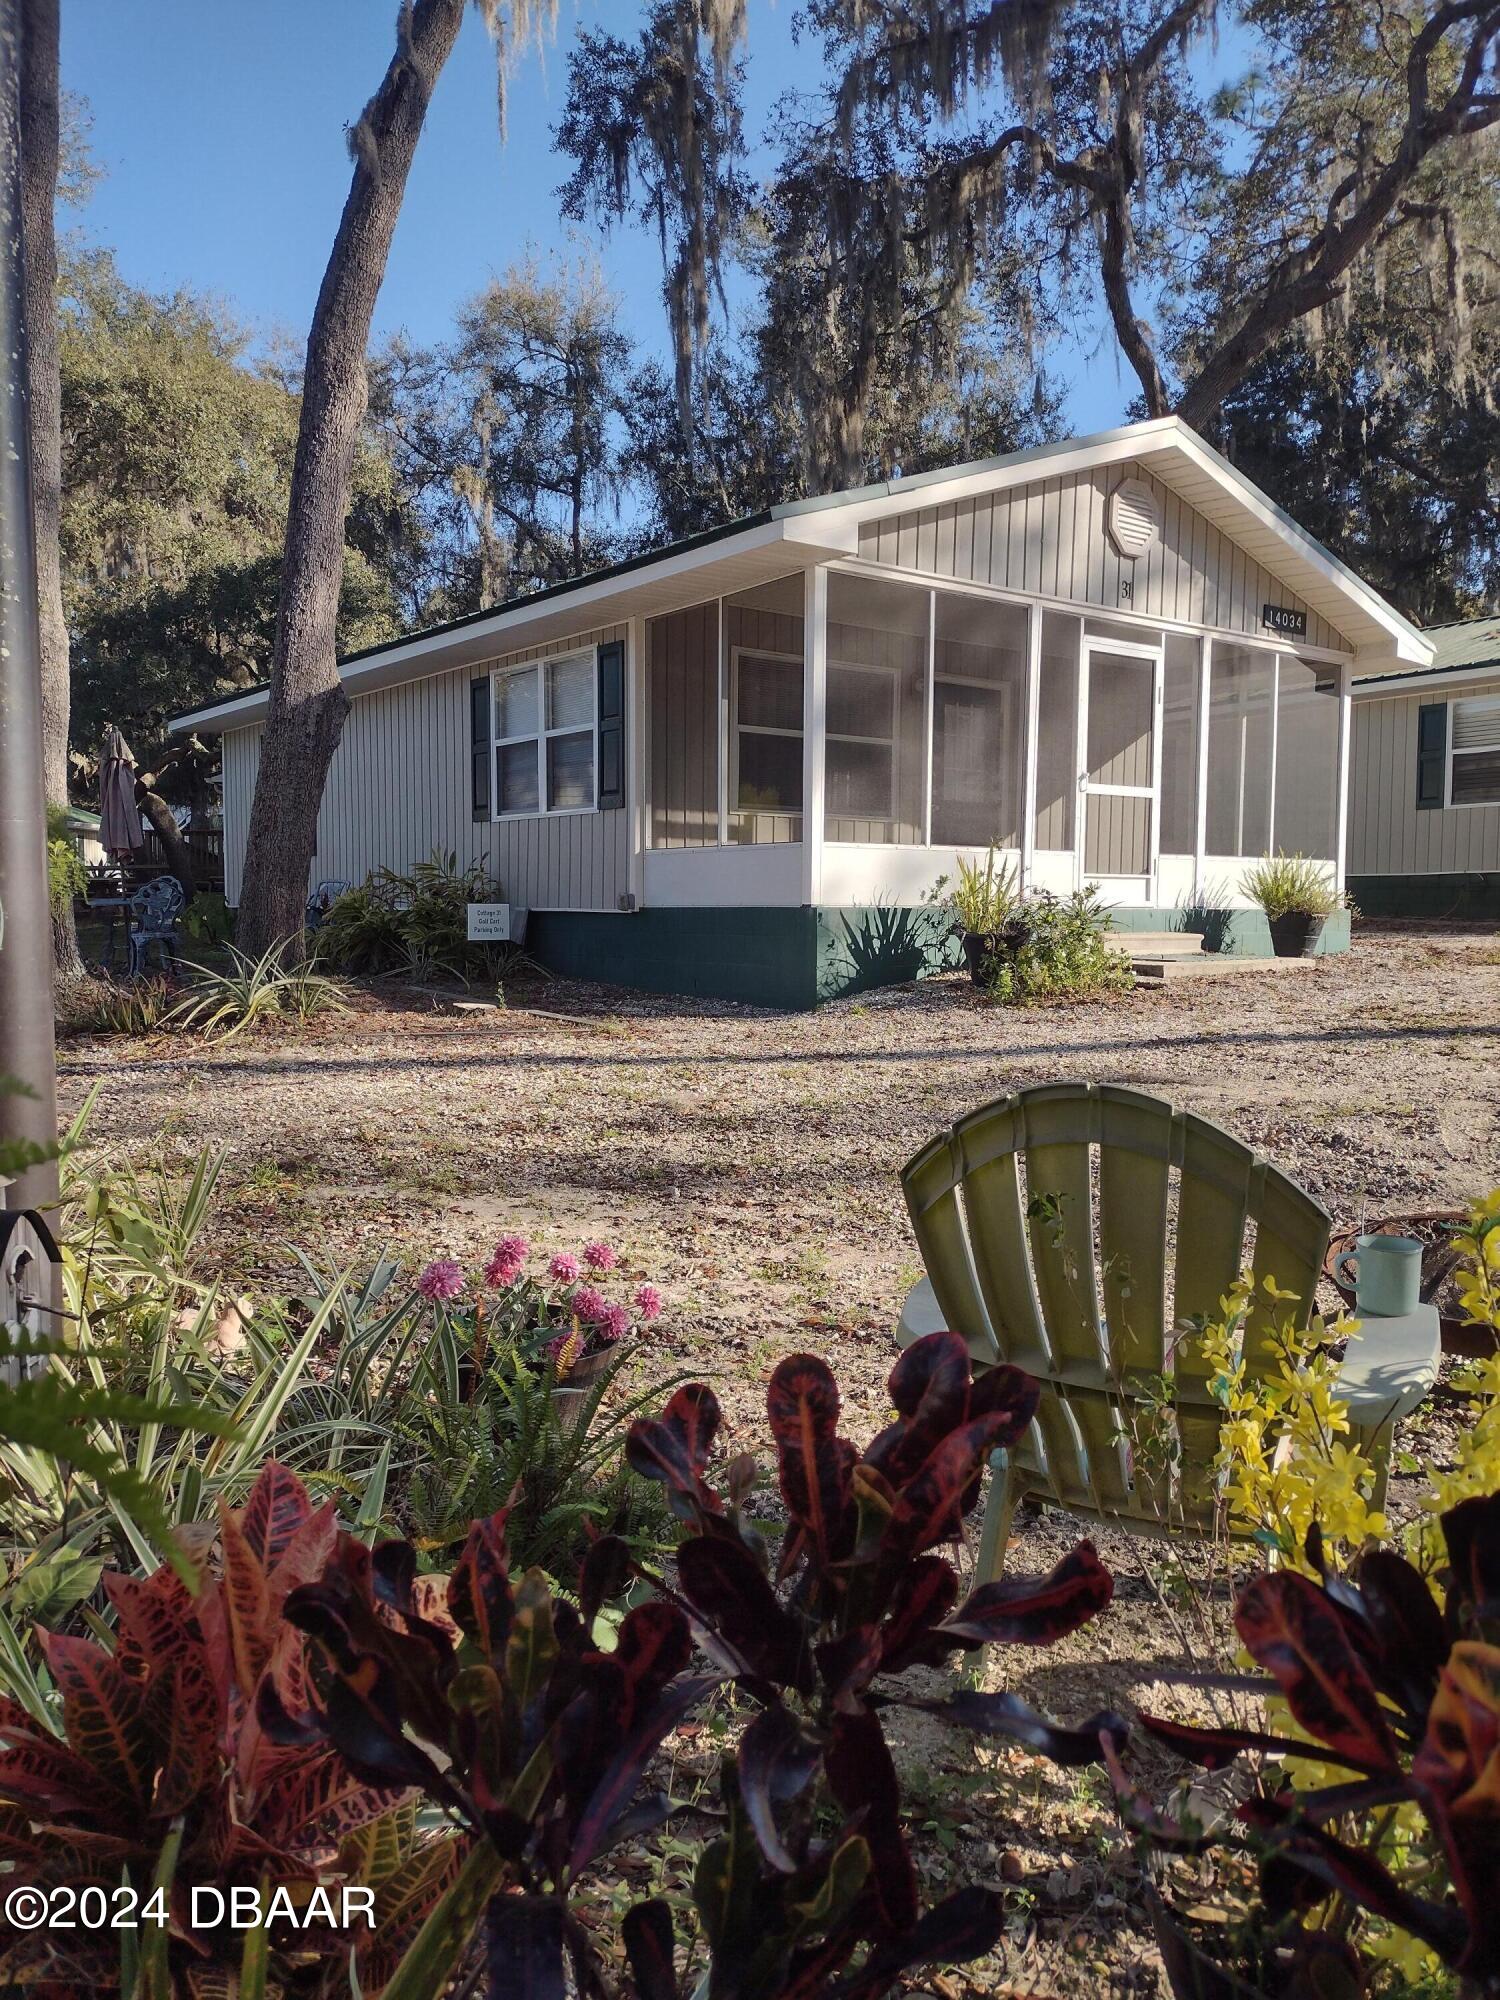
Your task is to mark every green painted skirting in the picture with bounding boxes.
[1348,873,1500,921]
[528,899,1350,1010]
[526,907,822,1011]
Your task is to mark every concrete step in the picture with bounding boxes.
[1111,929,1207,961]
[1129,950,1309,982]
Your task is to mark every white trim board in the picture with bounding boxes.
[174,418,1429,738]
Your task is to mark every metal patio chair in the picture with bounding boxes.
[305,878,351,932]
[126,875,186,977]
[897,1082,1439,1582]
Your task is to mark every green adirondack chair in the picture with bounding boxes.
[897,1082,1439,1582]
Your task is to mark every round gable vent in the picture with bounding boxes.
[1108,477,1160,560]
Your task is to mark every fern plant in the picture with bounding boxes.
[399,1344,676,1576]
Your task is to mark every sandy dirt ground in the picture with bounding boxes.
[55,923,1500,1995]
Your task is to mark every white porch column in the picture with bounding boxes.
[1335,663,1352,896]
[802,565,828,907]
[921,591,935,846]
[1193,634,1211,901]
[1020,603,1041,892]
[716,596,728,846]
[628,613,648,909]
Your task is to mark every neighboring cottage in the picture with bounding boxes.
[1348,617,1500,919]
[174,415,1433,1007]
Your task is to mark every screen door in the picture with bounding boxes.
[1079,642,1162,897]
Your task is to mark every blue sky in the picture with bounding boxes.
[60,1,1232,444]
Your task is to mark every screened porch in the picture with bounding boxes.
[642,566,1349,912]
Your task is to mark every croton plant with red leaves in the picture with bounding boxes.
[616,1331,1125,2000]
[1109,1494,1500,2000]
[0,1462,452,1997]
[1,1336,1123,2000]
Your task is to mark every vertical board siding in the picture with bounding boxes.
[219,623,629,912]
[1349,681,1500,876]
[855,460,1352,654]
[648,602,719,847]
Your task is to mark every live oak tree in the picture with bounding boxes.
[236,0,556,958]
[566,1,1499,479]
[369,256,631,621]
[18,0,83,980]
[62,249,406,757]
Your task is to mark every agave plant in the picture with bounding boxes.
[1106,1496,1500,1999]
[167,941,350,1041]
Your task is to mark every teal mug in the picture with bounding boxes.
[1333,1233,1423,1318]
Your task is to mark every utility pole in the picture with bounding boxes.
[0,0,61,1216]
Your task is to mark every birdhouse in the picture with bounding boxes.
[1,1206,63,1382]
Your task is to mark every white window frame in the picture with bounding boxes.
[825,655,900,822]
[492,650,598,820]
[1446,692,1500,809]
[729,644,805,820]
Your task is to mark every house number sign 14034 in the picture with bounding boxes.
[1262,603,1308,639]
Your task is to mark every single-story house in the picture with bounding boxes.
[173,415,1433,1008]
[1347,615,1500,919]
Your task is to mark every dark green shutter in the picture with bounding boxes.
[597,640,626,810]
[470,677,491,821]
[1415,702,1447,810]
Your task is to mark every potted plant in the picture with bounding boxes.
[936,845,1028,984]
[1240,852,1339,957]
[416,1236,663,1421]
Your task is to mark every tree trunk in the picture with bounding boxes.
[134,783,196,902]
[236,0,467,957]
[19,0,83,983]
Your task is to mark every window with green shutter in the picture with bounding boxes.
[1414,702,1447,810]
[1449,693,1500,806]
[597,640,625,810]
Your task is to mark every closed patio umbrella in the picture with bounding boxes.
[99,727,143,856]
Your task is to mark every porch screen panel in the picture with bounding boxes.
[931,591,1027,848]
[648,603,719,847]
[1160,633,1200,854]
[1272,655,1339,856]
[1205,641,1274,858]
[1084,795,1150,876]
[727,575,805,844]
[825,573,929,844]
[1034,612,1079,851]
[1086,653,1153,788]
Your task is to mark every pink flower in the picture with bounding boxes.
[601,1304,630,1343]
[582,1241,618,1273]
[548,1251,581,1284]
[417,1259,465,1304]
[633,1283,663,1322]
[569,1285,608,1324]
[484,1233,530,1289]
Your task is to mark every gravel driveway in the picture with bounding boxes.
[54,921,1500,1994]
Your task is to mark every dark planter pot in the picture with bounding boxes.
[961,930,994,982]
[551,1341,627,1431]
[961,917,1032,985]
[1267,911,1327,957]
